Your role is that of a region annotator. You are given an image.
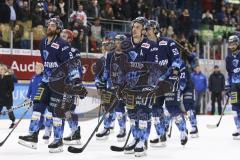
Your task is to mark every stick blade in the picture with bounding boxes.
[68,146,83,153]
[110,146,124,152]
[206,124,217,129]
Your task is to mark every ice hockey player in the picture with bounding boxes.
[146,20,188,147]
[18,18,86,153]
[60,29,82,145]
[178,41,199,138]
[95,39,116,140]
[101,34,128,142]
[226,35,240,140]
[122,17,157,157]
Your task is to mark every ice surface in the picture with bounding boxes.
[0,115,239,160]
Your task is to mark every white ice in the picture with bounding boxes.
[0,114,239,160]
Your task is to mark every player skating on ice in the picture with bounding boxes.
[225,35,240,140]
[18,18,86,153]
[146,20,188,147]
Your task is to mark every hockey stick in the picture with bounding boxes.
[168,119,173,138]
[96,104,102,132]
[206,96,229,129]
[68,98,118,153]
[110,129,131,152]
[0,102,32,147]
[0,99,32,116]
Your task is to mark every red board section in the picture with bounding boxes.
[0,54,98,81]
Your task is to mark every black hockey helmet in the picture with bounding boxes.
[131,17,149,30]
[148,20,160,31]
[114,34,127,41]
[47,18,64,31]
[228,35,240,53]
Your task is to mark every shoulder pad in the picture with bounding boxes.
[141,43,150,49]
[51,43,59,49]
[159,40,168,46]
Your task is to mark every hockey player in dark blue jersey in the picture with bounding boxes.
[226,35,240,140]
[18,18,86,153]
[58,29,82,145]
[122,17,158,157]
[95,40,117,140]
[97,35,128,142]
[178,42,199,138]
[146,20,188,147]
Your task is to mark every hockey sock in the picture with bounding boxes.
[188,110,197,128]
[29,111,42,134]
[53,117,64,139]
[116,112,126,129]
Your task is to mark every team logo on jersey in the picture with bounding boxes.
[159,40,168,46]
[141,43,150,49]
[128,51,138,61]
[42,50,49,60]
[150,47,158,52]
[232,59,239,67]
[51,43,59,49]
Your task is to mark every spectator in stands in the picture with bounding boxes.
[0,0,19,26]
[87,0,100,18]
[167,10,178,32]
[132,1,145,19]
[32,4,46,27]
[191,65,207,114]
[201,9,214,25]
[56,0,68,27]
[158,8,168,28]
[112,0,125,20]
[178,9,192,38]
[101,1,115,20]
[13,23,24,48]
[71,29,81,51]
[70,4,87,26]
[0,63,15,128]
[18,0,30,22]
[208,65,225,115]
[90,17,104,53]
[122,0,132,21]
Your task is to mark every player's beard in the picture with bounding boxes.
[47,29,58,37]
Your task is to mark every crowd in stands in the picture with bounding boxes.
[0,0,239,58]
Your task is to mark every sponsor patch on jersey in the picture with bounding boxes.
[141,43,150,49]
[159,40,168,46]
[51,43,59,49]
[170,42,175,46]
[150,47,158,52]
[62,45,69,51]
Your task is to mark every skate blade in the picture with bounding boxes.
[96,135,109,140]
[117,137,126,142]
[150,142,166,148]
[135,151,146,157]
[233,136,240,140]
[49,146,63,153]
[63,139,81,145]
[18,139,37,149]
[190,133,199,138]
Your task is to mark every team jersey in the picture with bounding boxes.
[226,50,240,85]
[39,36,73,82]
